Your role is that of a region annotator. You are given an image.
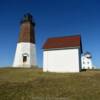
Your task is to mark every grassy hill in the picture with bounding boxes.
[0,68,100,100]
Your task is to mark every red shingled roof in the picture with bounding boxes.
[43,35,82,51]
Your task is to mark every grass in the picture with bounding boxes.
[0,68,100,100]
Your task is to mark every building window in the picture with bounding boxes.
[87,62,89,64]
[23,56,27,62]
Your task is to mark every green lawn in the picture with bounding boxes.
[0,68,100,100]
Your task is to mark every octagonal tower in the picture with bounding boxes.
[13,13,37,67]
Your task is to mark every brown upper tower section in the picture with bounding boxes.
[18,13,35,43]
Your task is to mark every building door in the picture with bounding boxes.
[23,56,27,63]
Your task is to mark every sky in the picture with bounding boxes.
[0,0,100,68]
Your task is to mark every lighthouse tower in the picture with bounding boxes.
[13,13,37,67]
[81,52,93,69]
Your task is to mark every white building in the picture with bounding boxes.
[43,35,82,72]
[13,13,37,67]
[81,52,93,69]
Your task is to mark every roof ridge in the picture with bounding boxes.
[47,34,81,40]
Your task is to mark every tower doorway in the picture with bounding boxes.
[23,56,27,63]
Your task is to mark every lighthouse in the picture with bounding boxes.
[13,13,37,67]
[81,52,93,69]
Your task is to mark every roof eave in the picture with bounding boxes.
[43,46,81,51]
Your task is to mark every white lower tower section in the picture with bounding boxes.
[81,56,93,69]
[13,43,36,67]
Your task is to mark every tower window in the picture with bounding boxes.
[87,62,89,64]
[23,56,27,62]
